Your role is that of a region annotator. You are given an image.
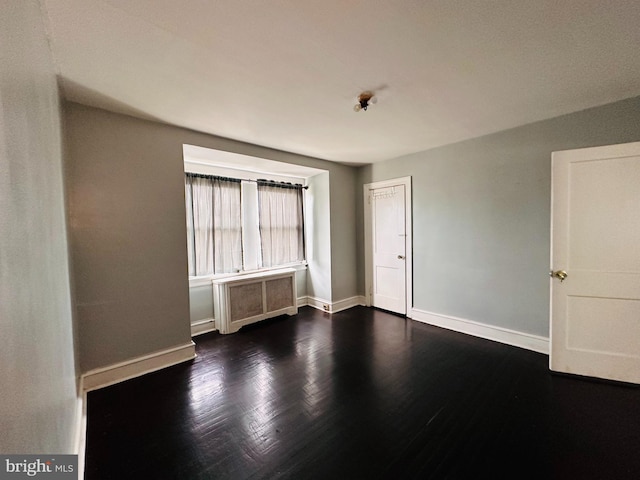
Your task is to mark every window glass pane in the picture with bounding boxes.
[185,174,242,275]
[258,184,305,267]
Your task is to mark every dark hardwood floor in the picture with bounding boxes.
[85,306,640,479]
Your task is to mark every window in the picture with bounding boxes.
[185,173,305,276]
[185,174,242,275]
[257,181,305,267]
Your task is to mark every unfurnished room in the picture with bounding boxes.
[2,1,640,479]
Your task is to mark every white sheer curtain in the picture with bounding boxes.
[257,183,304,267]
[185,174,242,275]
[212,178,242,273]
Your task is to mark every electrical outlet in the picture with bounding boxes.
[323,304,329,312]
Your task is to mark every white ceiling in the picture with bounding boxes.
[43,0,640,165]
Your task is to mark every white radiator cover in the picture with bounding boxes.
[212,268,298,334]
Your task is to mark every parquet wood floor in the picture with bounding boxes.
[85,306,640,479]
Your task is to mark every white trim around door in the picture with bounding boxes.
[364,176,413,316]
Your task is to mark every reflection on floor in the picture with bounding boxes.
[85,306,640,479]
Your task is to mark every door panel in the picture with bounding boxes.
[371,185,406,315]
[568,156,640,272]
[566,296,640,357]
[551,142,640,384]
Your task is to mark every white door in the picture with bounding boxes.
[368,183,407,315]
[550,141,640,384]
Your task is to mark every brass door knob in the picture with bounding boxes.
[550,270,568,282]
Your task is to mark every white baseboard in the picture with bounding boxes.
[411,308,549,354]
[304,295,366,314]
[331,296,367,313]
[304,295,330,312]
[297,296,309,307]
[191,318,216,336]
[82,342,196,391]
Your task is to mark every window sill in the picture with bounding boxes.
[188,262,307,288]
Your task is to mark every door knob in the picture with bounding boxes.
[550,270,568,282]
[397,255,405,260]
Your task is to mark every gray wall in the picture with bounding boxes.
[357,96,640,337]
[329,166,359,301]
[189,285,214,324]
[65,106,194,372]
[306,172,332,301]
[0,0,78,453]
[65,103,358,372]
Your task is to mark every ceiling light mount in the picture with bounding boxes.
[354,91,377,112]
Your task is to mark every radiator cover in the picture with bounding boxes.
[212,268,298,334]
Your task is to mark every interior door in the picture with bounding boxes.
[370,184,406,315]
[550,141,640,384]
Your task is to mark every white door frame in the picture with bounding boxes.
[364,176,413,315]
